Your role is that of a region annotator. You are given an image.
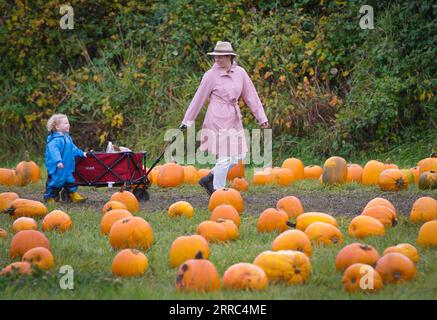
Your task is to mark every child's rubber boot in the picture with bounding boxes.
[46,198,56,204]
[70,192,87,203]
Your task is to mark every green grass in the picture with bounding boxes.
[1,176,437,300]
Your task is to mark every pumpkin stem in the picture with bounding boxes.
[120,184,126,192]
[392,219,398,227]
[24,150,30,162]
[285,221,296,229]
[194,251,204,259]
[430,150,436,158]
[3,208,15,216]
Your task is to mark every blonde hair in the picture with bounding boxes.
[47,114,68,132]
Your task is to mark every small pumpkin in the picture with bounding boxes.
[335,243,380,271]
[110,190,139,213]
[109,216,154,251]
[410,166,420,185]
[281,158,305,180]
[418,170,437,190]
[222,263,268,291]
[175,251,220,292]
[12,217,38,233]
[112,249,149,277]
[227,161,245,181]
[208,188,244,213]
[10,230,50,258]
[346,164,363,183]
[252,171,273,185]
[253,250,311,285]
[168,201,194,218]
[375,252,416,284]
[216,219,239,240]
[304,165,323,180]
[417,152,437,175]
[4,199,48,219]
[100,209,132,235]
[210,205,241,227]
[230,177,249,192]
[348,215,385,239]
[361,205,397,228]
[169,235,210,268]
[0,228,7,240]
[196,220,228,243]
[378,169,409,191]
[22,247,54,270]
[0,192,19,211]
[15,155,40,186]
[400,169,415,184]
[362,160,385,185]
[197,168,211,179]
[417,220,437,248]
[383,243,420,264]
[409,196,437,223]
[276,196,304,219]
[257,208,289,233]
[42,210,73,232]
[0,168,16,186]
[0,261,33,276]
[102,201,127,215]
[274,168,294,186]
[157,162,185,187]
[304,222,343,245]
[322,156,348,185]
[183,165,199,185]
[342,263,383,293]
[288,212,338,231]
[364,197,397,216]
[271,230,312,257]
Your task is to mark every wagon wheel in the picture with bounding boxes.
[132,185,150,202]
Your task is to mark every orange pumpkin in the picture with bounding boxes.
[175,252,220,292]
[272,230,312,257]
[364,197,397,216]
[22,247,54,270]
[169,235,210,268]
[335,243,380,271]
[257,208,289,233]
[0,168,16,186]
[149,166,161,185]
[409,196,437,223]
[418,170,437,190]
[230,177,249,192]
[348,215,385,239]
[322,156,348,185]
[384,163,399,170]
[216,219,239,240]
[168,201,194,218]
[42,210,73,232]
[288,212,338,231]
[0,192,19,211]
[110,190,139,213]
[375,252,416,284]
[252,171,273,185]
[210,205,241,227]
[400,169,415,184]
[0,261,33,276]
[15,157,40,186]
[378,169,409,191]
[362,160,385,185]
[100,209,132,235]
[383,243,420,264]
[109,216,154,251]
[12,217,38,233]
[102,201,127,215]
[208,188,244,213]
[410,166,420,185]
[196,220,228,243]
[418,153,437,175]
[361,205,397,228]
[274,168,294,186]
[304,165,323,180]
[5,198,48,219]
[342,263,383,293]
[112,249,149,277]
[10,230,50,258]
[227,161,245,181]
[304,222,343,245]
[197,168,211,179]
[276,196,304,219]
[417,220,437,248]
[157,162,185,187]
[253,250,311,285]
[183,165,199,185]
[281,158,305,180]
[222,263,268,291]
[346,164,363,183]
[0,228,7,240]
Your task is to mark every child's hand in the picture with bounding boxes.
[57,162,64,169]
[83,152,87,157]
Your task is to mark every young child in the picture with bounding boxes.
[44,114,87,203]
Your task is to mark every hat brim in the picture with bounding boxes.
[207,52,237,56]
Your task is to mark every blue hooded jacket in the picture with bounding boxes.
[45,132,84,178]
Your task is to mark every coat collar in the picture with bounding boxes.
[213,61,237,77]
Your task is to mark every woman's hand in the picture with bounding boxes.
[260,121,269,129]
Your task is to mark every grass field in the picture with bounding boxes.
[0,170,436,300]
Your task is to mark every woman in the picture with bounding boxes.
[180,41,269,196]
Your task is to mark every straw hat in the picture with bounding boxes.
[207,41,237,56]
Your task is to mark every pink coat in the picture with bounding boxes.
[182,62,268,157]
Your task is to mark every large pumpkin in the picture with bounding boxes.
[112,249,149,277]
[257,208,289,233]
[110,190,139,213]
[272,230,312,257]
[361,205,397,228]
[208,188,244,213]
[378,169,409,191]
[0,168,16,186]
[227,161,245,181]
[12,217,38,233]
[335,243,380,271]
[281,158,304,180]
[157,162,185,187]
[5,199,48,219]
[168,201,194,218]
[304,165,323,180]
[418,170,437,190]
[362,160,385,185]
[109,217,154,251]
[210,205,240,227]
[230,177,249,192]
[417,153,437,175]
[276,196,304,219]
[183,165,199,185]
[322,156,347,185]
[383,243,420,264]
[342,263,383,293]
[102,201,127,215]
[375,252,416,284]
[253,250,311,285]
[22,247,54,270]
[346,164,363,183]
[10,230,50,258]
[304,222,343,245]
[175,252,220,292]
[348,215,385,239]
[100,209,132,235]
[288,212,338,231]
[15,157,40,186]
[42,210,73,232]
[0,192,19,211]
[417,220,437,248]
[409,196,437,223]
[169,235,210,268]
[196,220,228,243]
[222,263,268,291]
